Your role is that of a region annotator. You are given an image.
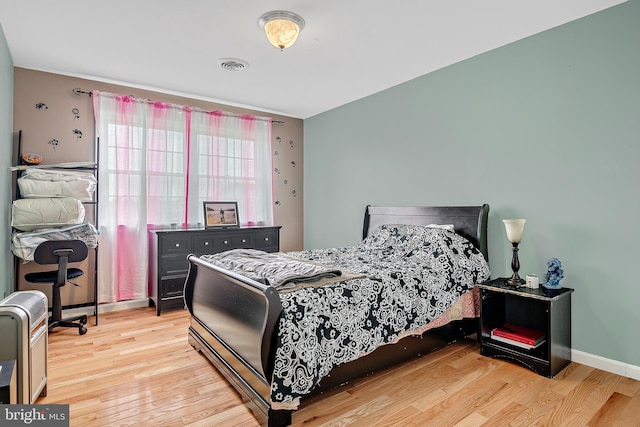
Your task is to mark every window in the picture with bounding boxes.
[94,91,273,302]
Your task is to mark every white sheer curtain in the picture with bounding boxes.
[93,91,273,303]
[188,111,273,226]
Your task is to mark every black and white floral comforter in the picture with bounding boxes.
[266,224,490,409]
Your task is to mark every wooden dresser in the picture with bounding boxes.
[149,226,281,315]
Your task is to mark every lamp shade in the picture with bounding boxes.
[258,11,305,50]
[503,219,526,243]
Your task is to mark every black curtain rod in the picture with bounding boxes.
[73,88,92,96]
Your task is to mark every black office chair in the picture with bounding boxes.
[25,240,89,335]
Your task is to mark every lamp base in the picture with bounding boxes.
[505,276,525,287]
[506,242,525,288]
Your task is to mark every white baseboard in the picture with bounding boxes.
[572,349,640,381]
[62,298,150,317]
[96,298,151,314]
[628,364,640,381]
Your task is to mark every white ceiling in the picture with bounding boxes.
[0,0,626,119]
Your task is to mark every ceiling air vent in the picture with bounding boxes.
[218,58,249,72]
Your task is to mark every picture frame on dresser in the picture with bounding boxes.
[203,201,239,228]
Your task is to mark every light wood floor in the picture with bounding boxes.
[39,307,640,427]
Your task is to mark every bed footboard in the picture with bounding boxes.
[183,254,289,425]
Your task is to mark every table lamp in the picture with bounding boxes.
[503,219,526,287]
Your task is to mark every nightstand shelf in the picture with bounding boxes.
[478,278,574,378]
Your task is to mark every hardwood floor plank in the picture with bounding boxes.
[480,402,528,427]
[607,392,640,427]
[471,363,540,419]
[587,392,633,427]
[39,307,640,427]
[412,371,507,426]
[454,412,488,427]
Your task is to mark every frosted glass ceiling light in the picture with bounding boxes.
[258,11,305,51]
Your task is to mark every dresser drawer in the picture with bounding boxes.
[161,276,186,298]
[192,235,215,254]
[160,234,191,254]
[253,230,279,251]
[233,234,254,248]
[212,234,254,251]
[160,255,189,277]
[159,296,185,312]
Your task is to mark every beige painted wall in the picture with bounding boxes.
[12,67,303,305]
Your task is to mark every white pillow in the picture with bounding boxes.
[426,224,455,231]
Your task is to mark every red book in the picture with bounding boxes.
[491,323,545,346]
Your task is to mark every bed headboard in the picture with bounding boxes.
[363,204,490,261]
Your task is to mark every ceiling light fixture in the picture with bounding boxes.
[258,10,305,51]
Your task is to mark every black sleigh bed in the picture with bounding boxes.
[183,205,490,426]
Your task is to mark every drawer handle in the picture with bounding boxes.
[242,239,246,243]
[264,237,269,241]
[204,242,209,246]
[224,240,228,244]
[175,243,180,248]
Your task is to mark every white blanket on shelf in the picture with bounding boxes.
[18,168,97,201]
[11,197,85,232]
[11,223,99,262]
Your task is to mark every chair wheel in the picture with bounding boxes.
[79,326,87,335]
[80,317,88,325]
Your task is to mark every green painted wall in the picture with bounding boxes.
[0,23,13,299]
[304,1,640,367]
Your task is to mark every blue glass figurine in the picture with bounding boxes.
[543,258,564,289]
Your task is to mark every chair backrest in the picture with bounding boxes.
[33,240,88,265]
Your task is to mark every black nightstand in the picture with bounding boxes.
[478,278,574,378]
